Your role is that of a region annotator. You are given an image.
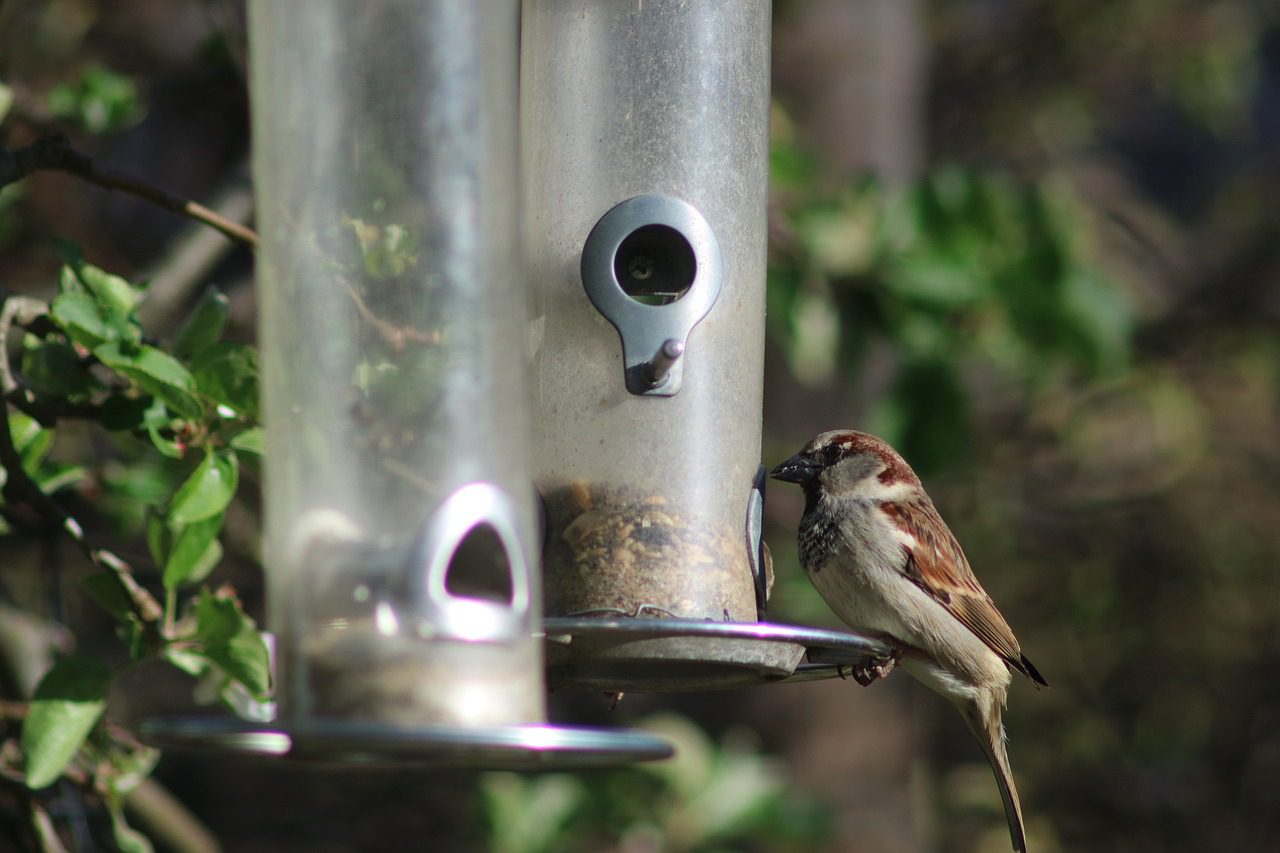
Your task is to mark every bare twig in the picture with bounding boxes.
[0,294,164,628]
[138,175,254,334]
[0,700,28,720]
[0,134,257,248]
[30,801,70,853]
[126,779,222,853]
[342,273,442,351]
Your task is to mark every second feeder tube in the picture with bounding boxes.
[252,0,541,728]
[522,1,772,621]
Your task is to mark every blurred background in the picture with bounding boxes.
[2,0,1279,850]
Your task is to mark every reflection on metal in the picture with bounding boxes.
[745,465,769,620]
[543,617,893,692]
[139,718,673,768]
[580,195,723,397]
[415,482,529,644]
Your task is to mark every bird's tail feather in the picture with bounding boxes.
[961,700,1027,853]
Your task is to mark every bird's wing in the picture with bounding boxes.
[880,499,1047,686]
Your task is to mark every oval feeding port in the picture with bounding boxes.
[614,224,696,305]
[579,194,724,396]
[444,523,515,604]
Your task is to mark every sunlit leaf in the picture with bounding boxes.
[228,427,265,456]
[169,449,238,525]
[34,461,86,494]
[163,514,224,590]
[22,656,111,789]
[194,589,270,699]
[94,340,203,419]
[8,411,52,472]
[51,288,114,348]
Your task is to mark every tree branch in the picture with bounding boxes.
[0,133,257,248]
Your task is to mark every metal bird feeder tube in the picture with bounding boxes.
[144,0,670,768]
[523,0,887,690]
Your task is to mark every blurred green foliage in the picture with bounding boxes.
[47,65,142,135]
[483,715,830,853]
[769,124,1133,473]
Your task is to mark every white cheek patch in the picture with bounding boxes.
[868,479,919,502]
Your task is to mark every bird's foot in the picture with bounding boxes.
[850,651,899,687]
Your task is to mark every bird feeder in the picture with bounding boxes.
[523,0,888,690]
[143,0,669,767]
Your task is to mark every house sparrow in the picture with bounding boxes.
[771,430,1046,852]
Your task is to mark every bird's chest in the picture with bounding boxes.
[797,509,843,574]
[797,501,905,621]
[798,502,893,581]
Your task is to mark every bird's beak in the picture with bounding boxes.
[770,452,821,484]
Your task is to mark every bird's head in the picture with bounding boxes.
[770,430,921,501]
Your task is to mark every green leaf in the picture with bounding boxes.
[34,461,86,494]
[173,288,230,359]
[8,410,43,451]
[169,449,238,525]
[56,239,143,320]
[56,239,140,315]
[347,216,420,278]
[228,427,265,456]
[21,339,102,399]
[194,590,270,699]
[163,514,225,590]
[191,342,259,418]
[109,800,155,853]
[141,398,184,459]
[161,646,207,677]
[0,83,12,124]
[94,341,193,392]
[94,340,203,419]
[8,411,52,472]
[22,656,111,789]
[47,65,142,134]
[145,510,170,568]
[102,739,159,800]
[80,572,134,620]
[51,288,114,348]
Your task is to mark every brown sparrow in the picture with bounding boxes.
[772,430,1046,852]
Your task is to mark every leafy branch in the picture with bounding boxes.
[0,245,269,848]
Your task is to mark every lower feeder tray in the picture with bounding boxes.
[543,616,892,692]
[138,717,673,769]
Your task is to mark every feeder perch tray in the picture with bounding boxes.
[543,616,893,692]
[139,717,673,768]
